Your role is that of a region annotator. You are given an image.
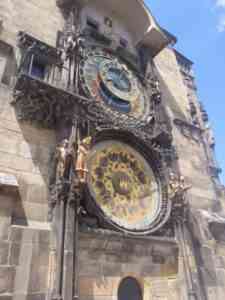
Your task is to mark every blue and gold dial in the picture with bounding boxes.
[79,48,150,119]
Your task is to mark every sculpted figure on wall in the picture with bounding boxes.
[62,29,85,61]
[55,139,70,181]
[146,74,161,104]
[169,172,191,202]
[75,136,92,183]
[169,173,192,222]
[205,124,215,149]
[53,134,92,185]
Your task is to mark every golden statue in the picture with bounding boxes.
[75,136,92,183]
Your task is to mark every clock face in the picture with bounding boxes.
[79,48,150,119]
[87,141,162,233]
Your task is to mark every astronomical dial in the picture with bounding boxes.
[79,48,150,119]
[87,141,163,233]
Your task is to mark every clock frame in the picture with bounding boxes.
[79,47,150,120]
[84,135,171,235]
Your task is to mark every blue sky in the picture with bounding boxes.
[145,0,225,185]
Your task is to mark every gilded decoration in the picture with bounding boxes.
[75,136,92,183]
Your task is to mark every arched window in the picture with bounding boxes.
[118,277,142,300]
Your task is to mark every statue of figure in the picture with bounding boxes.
[168,172,180,199]
[169,173,191,201]
[146,74,161,104]
[61,29,85,62]
[75,136,92,183]
[61,34,76,61]
[55,139,69,181]
[205,124,215,149]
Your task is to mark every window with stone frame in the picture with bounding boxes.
[0,40,15,86]
[30,56,46,80]
[0,52,6,82]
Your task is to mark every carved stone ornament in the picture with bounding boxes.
[168,173,191,222]
[13,35,173,145]
[192,209,225,242]
[174,118,202,142]
[17,31,62,64]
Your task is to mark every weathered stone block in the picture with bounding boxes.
[0,266,15,294]
[0,296,12,300]
[0,241,9,265]
[30,243,50,267]
[150,279,169,297]
[217,269,225,287]
[0,195,14,214]
[79,277,114,296]
[0,216,11,241]
[28,266,48,293]
[9,242,20,266]
[215,256,225,269]
[79,260,102,277]
[26,294,46,300]
[9,226,38,244]
[102,262,122,277]
[38,230,50,246]
[12,201,48,223]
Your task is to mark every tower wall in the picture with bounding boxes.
[0,1,224,300]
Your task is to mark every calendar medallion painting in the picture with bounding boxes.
[87,141,162,233]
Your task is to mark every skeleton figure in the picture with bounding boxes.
[146,74,161,104]
[61,34,76,61]
[75,136,92,183]
[55,139,69,181]
[61,29,85,61]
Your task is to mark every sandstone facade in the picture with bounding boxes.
[0,1,224,300]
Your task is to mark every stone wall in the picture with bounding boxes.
[0,0,64,47]
[156,47,225,300]
[155,48,218,210]
[78,232,180,300]
[0,1,224,300]
[0,82,56,299]
[0,1,62,298]
[0,83,56,223]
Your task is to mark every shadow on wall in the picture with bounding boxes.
[11,120,56,226]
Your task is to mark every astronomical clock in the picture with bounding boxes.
[79,47,150,120]
[79,46,171,236]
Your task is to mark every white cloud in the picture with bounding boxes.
[215,1,225,32]
[217,14,225,31]
[216,0,225,8]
